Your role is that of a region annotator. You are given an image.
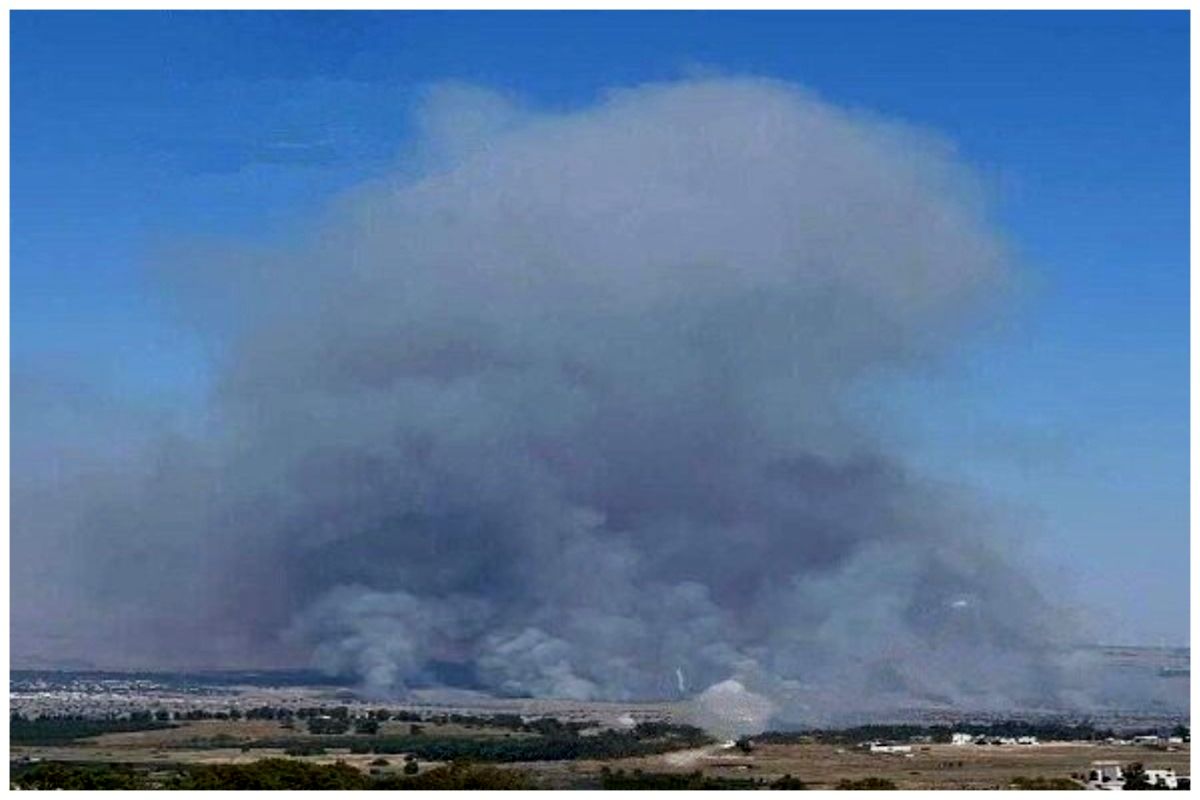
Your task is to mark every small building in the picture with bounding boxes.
[1087,761,1124,790]
[1144,769,1178,789]
[868,743,912,755]
[950,733,973,746]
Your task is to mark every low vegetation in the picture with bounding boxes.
[10,762,149,790]
[835,777,898,790]
[224,719,712,763]
[1009,776,1083,790]
[10,715,177,745]
[598,768,802,790]
[12,759,533,790]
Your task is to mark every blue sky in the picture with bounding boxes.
[12,11,1189,644]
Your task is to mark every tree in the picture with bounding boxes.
[1123,763,1154,791]
[836,777,896,790]
[1010,776,1083,790]
[404,760,420,775]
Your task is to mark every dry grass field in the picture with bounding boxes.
[555,741,1191,790]
[10,717,522,772]
[11,716,1190,790]
[628,743,1190,791]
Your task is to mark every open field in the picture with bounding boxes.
[11,717,1190,789]
[11,667,1190,789]
[583,741,1191,790]
[11,716,531,762]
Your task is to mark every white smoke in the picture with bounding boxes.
[685,679,777,740]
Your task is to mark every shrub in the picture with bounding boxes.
[836,777,897,790]
[13,762,145,790]
[174,758,370,789]
[376,763,531,790]
[772,773,807,789]
[1010,776,1082,790]
[10,716,176,745]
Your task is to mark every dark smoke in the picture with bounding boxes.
[15,78,1147,725]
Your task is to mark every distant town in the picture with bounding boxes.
[10,661,1190,790]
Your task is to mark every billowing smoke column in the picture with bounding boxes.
[14,78,1089,725]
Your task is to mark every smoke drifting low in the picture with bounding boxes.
[15,78,1116,724]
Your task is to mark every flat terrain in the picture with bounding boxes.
[13,718,1189,790]
[524,741,1190,789]
[12,716,528,762]
[11,668,1190,789]
[611,741,1190,790]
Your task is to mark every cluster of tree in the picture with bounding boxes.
[233,717,710,763]
[13,759,533,791]
[252,725,708,763]
[16,701,711,738]
[217,704,529,733]
[598,768,805,790]
[11,762,148,790]
[243,706,296,720]
[167,708,277,721]
[371,709,422,722]
[307,716,351,735]
[296,705,352,720]
[175,709,235,721]
[599,768,761,790]
[1122,763,1190,791]
[365,755,419,776]
[835,777,898,790]
[373,762,531,790]
[288,706,701,740]
[171,759,370,790]
[177,705,369,722]
[9,715,177,745]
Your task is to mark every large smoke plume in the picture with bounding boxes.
[16,78,1135,725]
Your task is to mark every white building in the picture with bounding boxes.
[1144,769,1178,789]
[1087,761,1124,790]
[868,743,912,755]
[950,732,973,746]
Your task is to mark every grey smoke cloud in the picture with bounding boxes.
[16,77,1136,722]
